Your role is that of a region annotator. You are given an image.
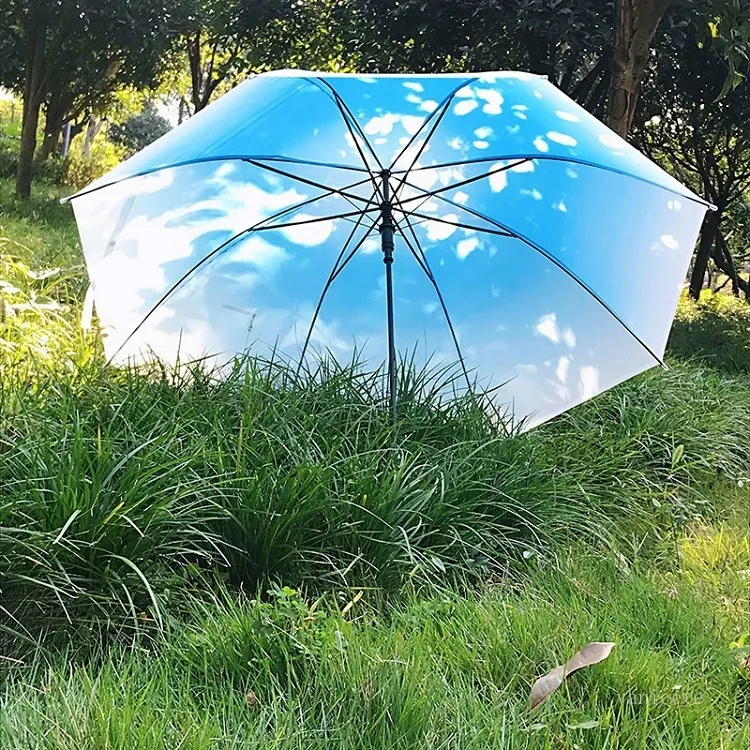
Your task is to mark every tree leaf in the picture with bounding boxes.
[529,641,615,710]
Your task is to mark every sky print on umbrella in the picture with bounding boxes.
[67,70,710,429]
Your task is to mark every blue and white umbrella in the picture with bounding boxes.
[67,70,710,428]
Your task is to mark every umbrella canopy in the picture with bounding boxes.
[67,70,710,429]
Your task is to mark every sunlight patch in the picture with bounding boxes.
[457,237,479,260]
[535,313,559,343]
[454,99,479,116]
[547,131,577,147]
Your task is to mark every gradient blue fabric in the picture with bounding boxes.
[68,70,710,428]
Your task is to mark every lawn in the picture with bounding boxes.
[0,178,749,748]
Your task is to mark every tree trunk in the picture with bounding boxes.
[711,231,749,298]
[81,115,102,158]
[187,33,220,112]
[39,89,67,162]
[187,32,206,113]
[61,121,72,158]
[608,0,670,138]
[16,6,48,199]
[688,211,721,301]
[520,29,554,82]
[572,50,611,112]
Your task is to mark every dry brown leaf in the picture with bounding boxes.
[529,641,615,711]
[341,590,364,617]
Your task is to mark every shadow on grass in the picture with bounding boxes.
[668,291,750,373]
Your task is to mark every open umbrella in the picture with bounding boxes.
[66,70,710,429]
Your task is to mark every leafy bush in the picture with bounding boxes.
[0,139,18,179]
[64,136,125,191]
[2,341,749,652]
[109,104,171,156]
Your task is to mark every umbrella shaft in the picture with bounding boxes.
[380,171,397,420]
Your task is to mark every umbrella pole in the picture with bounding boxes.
[379,170,397,420]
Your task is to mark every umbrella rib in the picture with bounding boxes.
[394,159,531,209]
[297,211,380,372]
[109,184,379,363]
[388,76,476,173]
[314,76,384,182]
[65,154,368,203]
[391,211,474,393]
[397,178,666,368]
[397,209,514,237]
[393,154,712,209]
[242,159,376,209]
[391,102,453,202]
[252,207,379,232]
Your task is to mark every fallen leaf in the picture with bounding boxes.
[529,641,615,710]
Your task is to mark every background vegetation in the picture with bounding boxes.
[0,1,749,747]
[2,0,750,300]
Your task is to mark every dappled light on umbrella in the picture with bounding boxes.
[66,70,710,429]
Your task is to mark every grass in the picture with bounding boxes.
[1,547,748,748]
[668,290,750,374]
[1,177,749,747]
[3,321,748,646]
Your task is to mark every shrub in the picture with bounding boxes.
[109,104,171,156]
[64,136,125,191]
[0,139,18,179]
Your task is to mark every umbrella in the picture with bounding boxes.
[66,70,710,429]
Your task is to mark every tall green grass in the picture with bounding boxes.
[2,338,749,649]
[2,184,750,652]
[668,291,750,374]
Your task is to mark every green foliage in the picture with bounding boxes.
[699,0,750,96]
[669,290,750,372]
[63,137,126,192]
[108,104,172,156]
[0,144,69,185]
[0,140,17,179]
[0,97,22,138]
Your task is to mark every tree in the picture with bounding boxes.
[608,0,750,138]
[178,0,253,113]
[171,0,344,115]
[0,0,181,198]
[636,27,750,299]
[2,0,49,199]
[346,0,614,115]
